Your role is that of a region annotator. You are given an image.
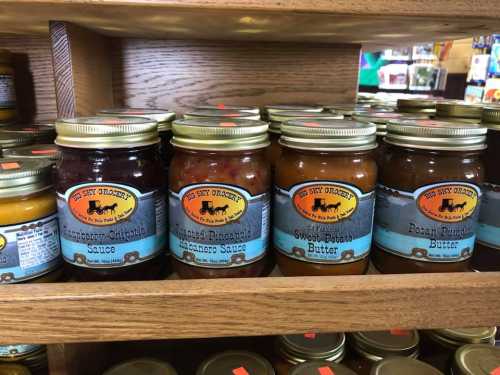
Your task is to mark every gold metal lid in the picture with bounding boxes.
[55,116,159,149]
[184,109,260,121]
[290,361,357,375]
[481,106,500,129]
[453,344,500,375]
[0,50,12,65]
[353,111,428,125]
[0,131,34,149]
[264,104,324,114]
[0,124,56,142]
[397,98,437,109]
[3,144,60,161]
[172,118,269,151]
[324,104,370,116]
[427,327,497,347]
[385,119,487,151]
[371,357,443,375]
[97,108,176,132]
[280,119,377,151]
[269,111,344,134]
[0,364,31,375]
[0,158,53,197]
[348,330,420,360]
[436,101,483,119]
[196,351,275,375]
[103,358,178,375]
[195,104,260,114]
[276,332,346,363]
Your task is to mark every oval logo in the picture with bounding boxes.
[182,186,247,226]
[417,184,478,223]
[0,234,6,251]
[293,183,358,223]
[68,185,137,226]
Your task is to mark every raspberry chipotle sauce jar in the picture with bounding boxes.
[169,118,271,278]
[373,120,486,273]
[273,119,377,276]
[55,117,167,281]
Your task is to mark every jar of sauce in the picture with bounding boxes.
[268,111,344,169]
[0,345,48,375]
[184,109,261,121]
[289,361,358,375]
[473,106,500,271]
[0,132,34,156]
[55,116,167,281]
[397,99,437,115]
[3,144,60,164]
[344,330,420,375]
[373,119,486,273]
[169,118,271,278]
[0,50,16,124]
[451,344,500,375]
[419,327,496,373]
[274,119,377,276]
[103,358,178,375]
[370,357,443,375]
[197,351,275,375]
[274,332,346,375]
[0,124,56,144]
[434,102,483,124]
[195,104,260,115]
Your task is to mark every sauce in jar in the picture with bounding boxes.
[184,109,261,121]
[0,123,56,144]
[0,50,16,124]
[197,351,275,375]
[289,361,358,375]
[473,106,500,271]
[169,118,271,278]
[2,144,59,163]
[373,119,486,273]
[434,102,483,124]
[0,364,31,375]
[371,357,443,375]
[274,332,346,375]
[451,344,500,375]
[55,116,167,281]
[103,358,178,375]
[273,119,377,276]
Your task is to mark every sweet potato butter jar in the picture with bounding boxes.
[273,119,377,276]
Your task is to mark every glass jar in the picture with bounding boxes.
[0,50,16,124]
[434,102,483,124]
[370,357,443,375]
[197,351,275,375]
[3,144,60,164]
[397,99,436,115]
[268,111,344,169]
[55,116,167,282]
[373,119,486,273]
[473,106,500,271]
[0,132,34,156]
[103,358,178,375]
[344,330,420,375]
[184,109,261,121]
[273,119,377,276]
[195,104,260,115]
[289,361,358,375]
[419,327,496,373]
[451,344,500,375]
[0,345,48,375]
[274,332,346,375]
[1,124,56,144]
[0,364,31,375]
[169,118,271,278]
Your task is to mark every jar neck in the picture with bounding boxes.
[281,146,375,157]
[385,143,483,157]
[173,146,266,156]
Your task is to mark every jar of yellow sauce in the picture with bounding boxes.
[0,50,16,124]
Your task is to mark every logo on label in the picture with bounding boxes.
[292,183,358,223]
[68,185,137,226]
[417,184,478,223]
[0,234,6,251]
[181,185,247,226]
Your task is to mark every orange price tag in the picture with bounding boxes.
[217,103,226,109]
[304,122,320,127]
[318,366,335,375]
[390,328,410,336]
[31,149,57,155]
[232,367,250,375]
[220,122,237,127]
[490,367,500,375]
[1,162,20,170]
[304,332,317,339]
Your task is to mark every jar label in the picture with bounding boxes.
[0,74,16,108]
[477,182,500,249]
[169,184,270,268]
[374,182,481,262]
[0,344,43,357]
[273,181,375,264]
[57,183,166,268]
[0,213,61,283]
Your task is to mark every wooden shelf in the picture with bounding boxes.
[1,1,500,45]
[0,272,499,345]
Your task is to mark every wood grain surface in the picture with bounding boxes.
[50,22,114,117]
[112,39,359,113]
[0,35,57,122]
[1,272,499,345]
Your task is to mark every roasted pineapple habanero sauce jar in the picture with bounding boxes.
[373,119,486,273]
[169,118,271,278]
[273,119,377,276]
[55,117,167,281]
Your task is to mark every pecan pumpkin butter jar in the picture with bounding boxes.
[169,118,271,278]
[274,119,377,276]
[373,119,486,273]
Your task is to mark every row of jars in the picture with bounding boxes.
[97,327,499,375]
[1,102,500,282]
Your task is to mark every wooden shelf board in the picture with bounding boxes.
[0,272,498,344]
[0,1,499,45]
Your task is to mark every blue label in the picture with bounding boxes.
[477,183,500,249]
[57,183,166,268]
[374,183,481,262]
[273,181,374,264]
[0,213,61,283]
[169,184,270,268]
